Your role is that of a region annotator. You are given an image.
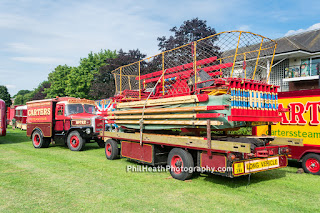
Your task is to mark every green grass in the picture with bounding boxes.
[0,127,319,213]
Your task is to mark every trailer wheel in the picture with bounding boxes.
[167,148,194,181]
[96,139,105,148]
[67,131,85,151]
[105,139,119,160]
[32,129,50,148]
[302,153,320,175]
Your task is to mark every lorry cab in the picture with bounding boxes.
[27,97,104,151]
[54,101,97,131]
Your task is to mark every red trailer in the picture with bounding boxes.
[254,89,320,175]
[0,99,6,136]
[7,106,17,125]
[15,105,27,130]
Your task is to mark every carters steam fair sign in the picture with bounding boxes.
[27,101,53,123]
[257,95,320,146]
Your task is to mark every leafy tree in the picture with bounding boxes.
[0,85,12,107]
[45,65,72,98]
[157,18,220,75]
[13,95,25,105]
[157,18,217,51]
[13,81,51,105]
[13,94,33,105]
[32,81,51,100]
[89,49,146,99]
[13,90,31,98]
[66,49,117,99]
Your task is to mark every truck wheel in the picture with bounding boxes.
[302,153,320,175]
[105,139,119,160]
[167,148,194,181]
[32,129,50,148]
[67,131,85,151]
[96,139,105,148]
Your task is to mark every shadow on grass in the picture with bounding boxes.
[288,159,301,168]
[0,128,29,144]
[197,168,287,188]
[49,142,103,151]
[120,158,287,188]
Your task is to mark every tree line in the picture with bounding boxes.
[0,18,217,107]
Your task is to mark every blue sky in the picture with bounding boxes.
[1,0,320,95]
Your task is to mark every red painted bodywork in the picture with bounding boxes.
[200,153,226,170]
[0,99,6,136]
[121,141,153,163]
[280,89,320,161]
[6,106,16,124]
[15,105,27,125]
[26,97,99,138]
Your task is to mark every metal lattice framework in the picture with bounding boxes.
[112,31,277,100]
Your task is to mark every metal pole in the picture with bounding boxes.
[231,32,242,77]
[139,62,141,100]
[252,37,264,80]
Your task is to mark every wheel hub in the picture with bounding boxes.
[106,144,112,156]
[306,158,320,173]
[175,160,182,167]
[70,135,80,148]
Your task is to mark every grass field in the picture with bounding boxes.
[0,127,319,212]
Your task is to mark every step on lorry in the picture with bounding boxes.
[27,97,104,151]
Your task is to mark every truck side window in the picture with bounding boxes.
[57,105,64,116]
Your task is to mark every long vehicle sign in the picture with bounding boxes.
[233,156,287,176]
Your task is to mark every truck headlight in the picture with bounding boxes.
[85,128,91,134]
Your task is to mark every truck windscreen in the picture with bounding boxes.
[84,104,96,114]
[66,104,84,115]
[65,104,96,116]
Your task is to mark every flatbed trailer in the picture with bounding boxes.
[98,31,302,180]
[101,130,302,179]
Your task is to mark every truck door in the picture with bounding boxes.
[55,104,70,131]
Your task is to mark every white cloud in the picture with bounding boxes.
[237,25,250,32]
[285,23,320,36]
[5,84,16,89]
[6,42,37,53]
[11,57,70,64]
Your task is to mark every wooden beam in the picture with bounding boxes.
[108,113,224,120]
[108,114,197,119]
[116,95,208,108]
[114,120,223,126]
[107,105,229,115]
[102,131,251,153]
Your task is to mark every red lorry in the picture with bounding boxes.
[0,99,6,136]
[255,89,320,175]
[26,97,104,151]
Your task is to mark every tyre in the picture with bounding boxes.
[32,129,50,148]
[105,139,119,160]
[67,131,85,151]
[302,153,320,175]
[96,139,105,148]
[167,148,194,180]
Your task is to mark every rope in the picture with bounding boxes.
[139,69,168,145]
